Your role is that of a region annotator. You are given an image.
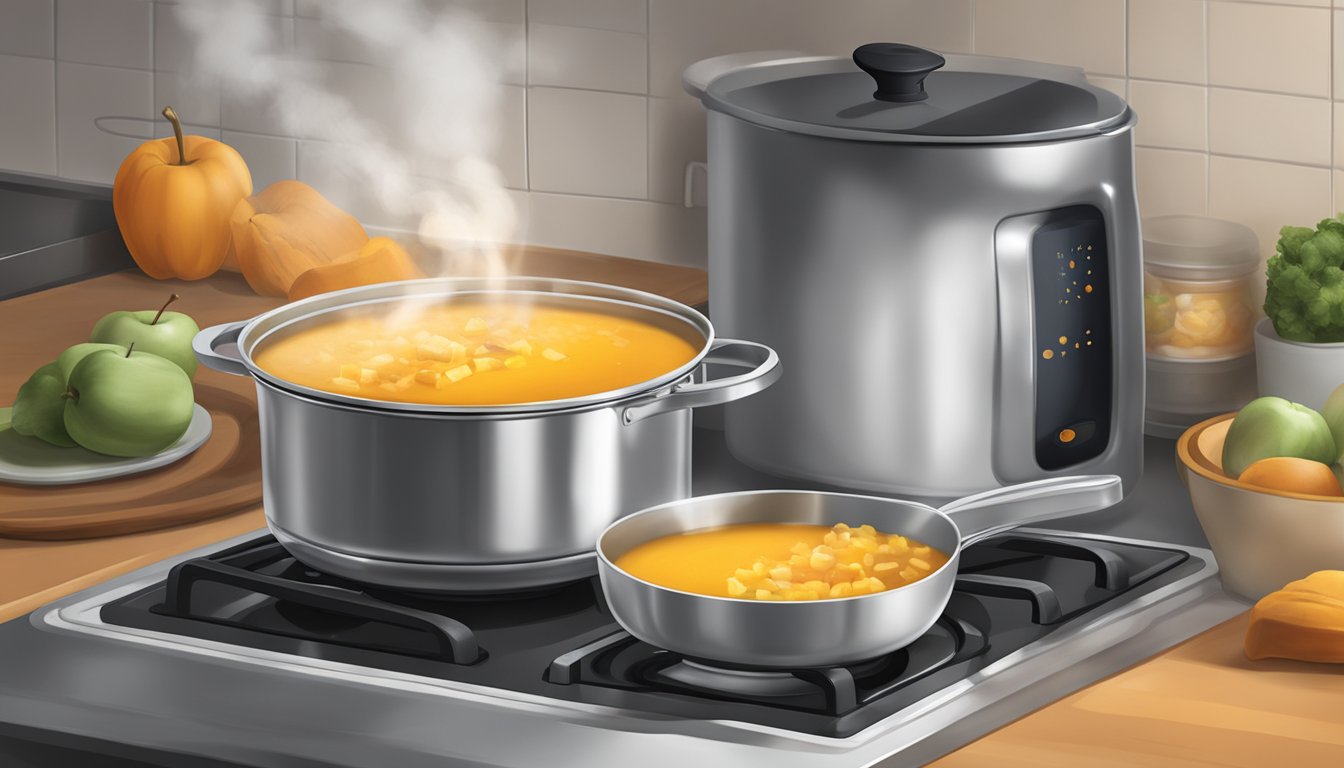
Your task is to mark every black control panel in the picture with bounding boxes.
[1030,206,1112,470]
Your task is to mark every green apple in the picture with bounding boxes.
[10,363,77,447]
[1222,396,1337,478]
[63,347,194,457]
[56,342,128,381]
[1321,383,1344,464]
[89,294,199,377]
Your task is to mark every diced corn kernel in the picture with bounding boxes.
[788,554,807,568]
[852,537,877,553]
[834,523,850,533]
[874,562,899,573]
[876,544,892,555]
[850,579,871,595]
[823,531,838,546]
[473,357,505,372]
[755,589,772,600]
[889,536,909,554]
[330,376,360,391]
[339,364,361,380]
[726,578,747,596]
[505,339,533,356]
[867,577,885,591]
[862,553,875,569]
[394,374,415,391]
[757,578,779,591]
[542,347,567,361]
[790,542,811,556]
[734,568,757,583]
[444,364,473,383]
[473,345,492,356]
[366,353,396,368]
[802,580,829,594]
[414,369,439,385]
[810,551,836,571]
[857,524,877,539]
[752,561,768,576]
[769,565,792,581]
[829,583,853,598]
[912,545,932,558]
[504,355,527,369]
[899,568,919,581]
[909,557,930,571]
[357,368,377,384]
[463,317,489,334]
[416,344,451,362]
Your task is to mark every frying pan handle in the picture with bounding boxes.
[193,321,250,377]
[621,339,781,425]
[939,475,1122,547]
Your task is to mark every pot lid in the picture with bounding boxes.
[693,43,1132,144]
[1142,215,1261,281]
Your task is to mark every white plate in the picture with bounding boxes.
[0,404,212,486]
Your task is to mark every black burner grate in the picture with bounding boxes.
[100,532,1193,738]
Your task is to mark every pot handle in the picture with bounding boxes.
[621,339,781,425]
[193,321,250,377]
[938,474,1122,547]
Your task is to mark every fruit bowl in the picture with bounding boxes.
[1177,413,1344,600]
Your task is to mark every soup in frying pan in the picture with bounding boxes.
[615,522,951,601]
[253,300,701,406]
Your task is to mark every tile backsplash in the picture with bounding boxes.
[1,0,1341,268]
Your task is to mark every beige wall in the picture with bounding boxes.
[0,0,1338,266]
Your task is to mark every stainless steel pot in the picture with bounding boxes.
[193,277,780,593]
[597,475,1121,668]
[687,44,1145,499]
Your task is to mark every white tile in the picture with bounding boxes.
[0,54,56,174]
[648,95,705,205]
[494,84,527,190]
[1208,2,1330,98]
[1128,0,1205,84]
[0,0,53,58]
[1336,11,1344,100]
[518,191,707,267]
[57,0,151,69]
[153,71,220,131]
[155,3,293,73]
[1129,80,1205,151]
[527,87,647,199]
[1336,103,1344,168]
[295,138,382,223]
[1208,156,1332,265]
[220,85,288,136]
[648,0,972,98]
[1208,88,1330,166]
[973,0,1125,76]
[527,0,646,33]
[56,61,154,183]
[1136,148,1207,218]
[221,130,295,191]
[1335,169,1344,215]
[528,24,646,93]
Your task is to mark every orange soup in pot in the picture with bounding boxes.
[615,522,951,601]
[253,300,701,406]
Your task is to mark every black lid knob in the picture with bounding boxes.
[853,43,945,103]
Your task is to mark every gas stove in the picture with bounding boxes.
[0,523,1243,767]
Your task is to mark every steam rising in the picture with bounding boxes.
[173,0,520,278]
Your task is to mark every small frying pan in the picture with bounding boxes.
[596,475,1121,668]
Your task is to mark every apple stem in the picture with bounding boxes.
[151,294,180,326]
[61,386,79,404]
[162,106,187,166]
[125,343,136,358]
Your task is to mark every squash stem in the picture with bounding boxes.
[151,294,180,326]
[125,343,136,358]
[162,106,187,165]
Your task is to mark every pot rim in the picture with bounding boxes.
[1254,316,1344,349]
[595,489,964,606]
[231,276,717,416]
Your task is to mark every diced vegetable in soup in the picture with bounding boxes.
[252,301,701,406]
[615,523,951,601]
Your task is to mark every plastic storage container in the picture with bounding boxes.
[1143,215,1260,437]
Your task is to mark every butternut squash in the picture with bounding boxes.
[230,180,369,296]
[112,106,252,280]
[1244,570,1344,663]
[287,236,423,300]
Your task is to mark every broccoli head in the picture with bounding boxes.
[1265,216,1344,342]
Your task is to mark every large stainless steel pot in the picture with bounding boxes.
[687,44,1145,499]
[193,277,780,593]
[598,475,1121,668]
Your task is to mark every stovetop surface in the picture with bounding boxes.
[99,531,1191,739]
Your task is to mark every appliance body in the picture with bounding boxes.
[192,277,780,592]
[696,49,1145,498]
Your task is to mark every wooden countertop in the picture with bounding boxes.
[2,259,1340,766]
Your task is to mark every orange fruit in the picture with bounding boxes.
[1237,457,1344,497]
